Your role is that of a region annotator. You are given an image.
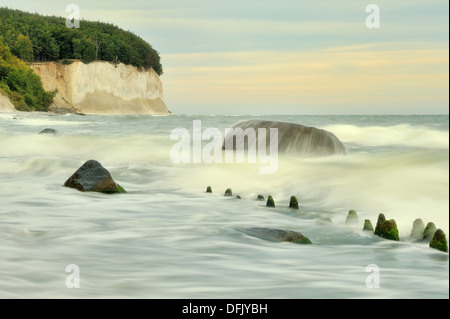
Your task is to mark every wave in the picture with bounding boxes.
[323,124,449,149]
[0,128,448,236]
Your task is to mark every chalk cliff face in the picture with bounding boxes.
[30,61,170,115]
[0,93,15,112]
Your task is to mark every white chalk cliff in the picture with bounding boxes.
[30,61,170,115]
[0,92,15,112]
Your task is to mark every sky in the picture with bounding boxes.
[1,0,449,114]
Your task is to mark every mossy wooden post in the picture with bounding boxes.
[363,219,374,231]
[383,219,399,241]
[423,222,437,242]
[266,195,275,207]
[289,196,299,209]
[374,213,386,237]
[345,210,359,225]
[429,229,448,253]
[410,218,425,241]
[374,213,399,241]
[206,186,212,193]
[224,188,232,197]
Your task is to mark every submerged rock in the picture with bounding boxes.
[345,210,359,225]
[289,196,299,209]
[240,227,312,244]
[224,188,233,197]
[316,217,333,224]
[374,213,399,241]
[206,186,212,193]
[423,222,437,242]
[64,160,126,193]
[363,219,374,231]
[429,229,448,253]
[235,195,242,199]
[39,128,57,134]
[410,218,425,241]
[256,195,265,201]
[266,195,275,207]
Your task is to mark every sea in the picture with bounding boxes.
[0,112,448,299]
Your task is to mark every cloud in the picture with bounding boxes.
[163,45,449,114]
[1,0,448,114]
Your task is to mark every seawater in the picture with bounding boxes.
[0,113,448,298]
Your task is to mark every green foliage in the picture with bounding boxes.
[0,7,163,75]
[0,37,54,111]
[61,58,73,65]
[12,34,33,61]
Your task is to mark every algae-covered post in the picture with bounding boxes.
[289,196,299,209]
[266,195,275,207]
[429,229,448,253]
[363,219,374,231]
[374,213,399,241]
[345,210,359,225]
[224,188,233,197]
[423,222,437,242]
[410,218,425,241]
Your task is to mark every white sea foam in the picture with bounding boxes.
[0,114,448,298]
[324,124,449,149]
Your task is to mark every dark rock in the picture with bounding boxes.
[289,196,299,209]
[410,218,425,241]
[266,195,275,207]
[256,195,265,201]
[241,227,312,244]
[345,209,359,225]
[423,222,437,242]
[363,219,374,231]
[429,229,448,253]
[316,217,333,224]
[235,195,241,199]
[374,213,399,241]
[64,160,126,193]
[224,188,232,197]
[206,186,212,193]
[39,128,57,135]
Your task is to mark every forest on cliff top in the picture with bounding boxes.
[0,7,163,111]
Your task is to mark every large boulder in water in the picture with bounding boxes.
[240,227,312,244]
[64,160,126,193]
[222,119,347,156]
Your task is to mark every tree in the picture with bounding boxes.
[12,34,33,61]
[72,38,82,59]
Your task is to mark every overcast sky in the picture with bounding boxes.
[1,0,448,114]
